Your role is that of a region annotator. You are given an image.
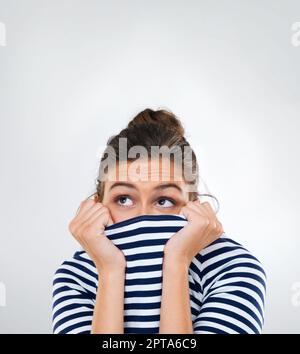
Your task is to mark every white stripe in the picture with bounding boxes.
[53,306,93,329]
[54,315,93,334]
[124,295,161,304]
[52,282,84,294]
[125,270,162,279]
[52,289,84,305]
[201,248,253,270]
[67,325,92,334]
[199,301,261,330]
[203,284,265,312]
[105,219,187,236]
[124,320,159,328]
[59,264,97,284]
[211,291,264,325]
[125,283,162,292]
[200,237,237,256]
[193,320,238,334]
[210,276,266,299]
[53,297,94,314]
[123,244,165,256]
[126,258,163,268]
[202,257,266,286]
[195,311,256,333]
[67,257,98,275]
[125,308,160,315]
[53,273,97,294]
[111,232,176,246]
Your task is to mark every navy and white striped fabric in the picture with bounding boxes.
[52,214,267,334]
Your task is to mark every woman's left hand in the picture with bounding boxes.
[164,199,225,267]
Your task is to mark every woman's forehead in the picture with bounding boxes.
[106,158,184,183]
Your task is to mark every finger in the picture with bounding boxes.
[82,207,113,232]
[179,204,195,220]
[200,200,216,216]
[188,200,211,220]
[76,201,104,225]
[216,220,224,235]
[75,197,96,217]
[201,202,223,232]
[194,198,210,211]
[179,203,207,225]
[94,208,114,227]
[106,213,114,226]
[191,199,223,240]
[192,201,217,228]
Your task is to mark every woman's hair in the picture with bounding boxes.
[94,108,201,202]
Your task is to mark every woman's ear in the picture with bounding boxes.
[94,194,99,202]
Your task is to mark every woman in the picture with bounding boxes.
[52,108,266,334]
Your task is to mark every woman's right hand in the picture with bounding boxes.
[68,197,126,273]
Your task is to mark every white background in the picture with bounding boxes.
[0,0,299,333]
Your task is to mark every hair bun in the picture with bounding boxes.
[127,108,185,137]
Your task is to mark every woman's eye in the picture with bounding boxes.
[156,198,175,208]
[117,196,133,206]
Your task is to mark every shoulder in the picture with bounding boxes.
[197,233,266,280]
[52,249,98,293]
[192,234,267,334]
[194,233,267,307]
[52,250,97,334]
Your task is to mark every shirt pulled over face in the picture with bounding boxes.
[53,213,267,334]
[104,214,189,333]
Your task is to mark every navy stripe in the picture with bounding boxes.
[193,325,228,334]
[125,327,159,334]
[126,263,162,273]
[124,289,162,297]
[203,262,266,289]
[203,296,263,328]
[125,250,164,262]
[124,314,160,322]
[52,303,94,322]
[53,310,93,333]
[118,237,170,250]
[104,214,187,231]
[125,276,162,286]
[125,302,161,310]
[197,306,260,333]
[107,226,184,240]
[194,316,248,334]
[55,268,97,289]
[59,320,92,334]
[201,254,259,278]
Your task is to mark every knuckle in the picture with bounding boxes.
[82,225,94,238]
[195,218,209,228]
[83,221,92,230]
[83,198,94,206]
[68,220,75,233]
[202,218,210,226]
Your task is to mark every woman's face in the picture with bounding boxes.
[101,158,190,224]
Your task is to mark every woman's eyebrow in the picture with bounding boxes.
[109,182,183,193]
[153,183,183,193]
[109,182,137,191]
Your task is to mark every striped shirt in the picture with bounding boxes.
[52,214,267,334]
